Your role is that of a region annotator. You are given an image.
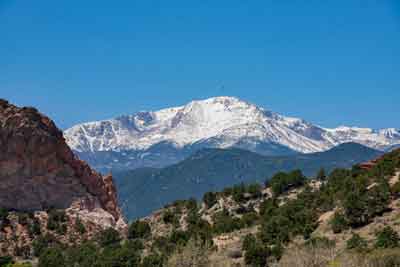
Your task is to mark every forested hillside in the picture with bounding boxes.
[115,143,382,220]
[4,148,399,266]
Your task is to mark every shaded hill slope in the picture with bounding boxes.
[115,142,382,220]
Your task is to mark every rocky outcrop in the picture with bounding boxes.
[358,148,400,171]
[358,156,382,170]
[0,99,125,229]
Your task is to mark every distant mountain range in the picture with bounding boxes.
[114,142,382,220]
[64,96,400,172]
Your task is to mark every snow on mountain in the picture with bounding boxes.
[64,96,400,156]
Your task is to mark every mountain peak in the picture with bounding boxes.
[64,97,400,171]
[195,96,243,104]
[181,96,257,113]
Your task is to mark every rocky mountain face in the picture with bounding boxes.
[0,99,126,230]
[64,96,400,172]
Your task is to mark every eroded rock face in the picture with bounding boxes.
[0,99,125,229]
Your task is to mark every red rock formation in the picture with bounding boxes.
[0,99,125,228]
[358,148,400,171]
[359,156,385,170]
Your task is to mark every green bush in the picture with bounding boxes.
[162,209,178,225]
[260,197,318,246]
[56,223,67,235]
[0,208,9,221]
[259,199,278,217]
[141,253,164,267]
[212,209,243,234]
[152,236,176,256]
[232,183,246,203]
[64,242,98,267]
[32,234,57,257]
[330,212,348,234]
[222,187,234,196]
[0,256,12,267]
[244,243,269,267]
[367,179,391,216]
[260,214,290,245]
[46,209,67,232]
[124,239,144,251]
[269,170,306,196]
[224,182,265,201]
[247,183,262,199]
[343,189,369,227]
[269,243,284,261]
[240,212,259,227]
[342,177,390,228]
[346,233,368,251]
[316,168,327,181]
[0,208,10,229]
[169,230,190,247]
[326,168,352,195]
[242,234,276,264]
[186,216,213,246]
[17,213,29,226]
[112,244,141,267]
[375,226,400,249]
[170,200,187,208]
[47,209,67,224]
[96,227,121,247]
[74,217,86,234]
[38,247,66,267]
[186,208,201,228]
[282,199,317,240]
[28,217,41,237]
[242,234,257,251]
[203,191,217,208]
[98,245,140,267]
[128,220,151,240]
[185,198,198,212]
[369,149,400,178]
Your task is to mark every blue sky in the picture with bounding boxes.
[1,0,399,129]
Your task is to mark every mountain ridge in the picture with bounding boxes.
[64,96,400,172]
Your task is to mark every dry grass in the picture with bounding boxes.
[167,243,400,267]
[278,245,400,267]
[167,238,245,267]
[167,239,212,267]
[278,244,338,267]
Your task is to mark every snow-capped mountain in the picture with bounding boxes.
[64,96,400,172]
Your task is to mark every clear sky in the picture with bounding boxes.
[1,0,399,130]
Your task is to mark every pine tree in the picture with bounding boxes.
[316,168,326,181]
